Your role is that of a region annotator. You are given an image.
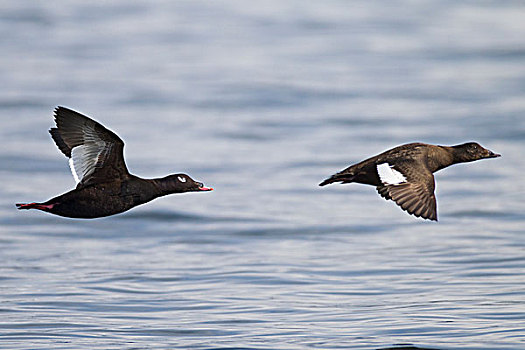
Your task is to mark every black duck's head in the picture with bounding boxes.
[452,142,501,163]
[158,174,213,194]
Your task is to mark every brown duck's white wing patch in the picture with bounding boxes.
[49,106,129,186]
[377,163,407,185]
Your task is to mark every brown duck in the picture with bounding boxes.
[319,142,500,221]
[16,107,213,218]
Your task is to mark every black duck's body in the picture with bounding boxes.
[38,177,160,218]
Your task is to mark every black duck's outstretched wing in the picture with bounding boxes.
[49,106,129,187]
[375,160,437,221]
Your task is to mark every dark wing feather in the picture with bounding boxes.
[376,161,437,221]
[49,106,129,187]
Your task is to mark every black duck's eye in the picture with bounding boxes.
[177,176,187,183]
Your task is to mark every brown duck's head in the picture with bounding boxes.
[452,142,501,162]
[158,174,213,194]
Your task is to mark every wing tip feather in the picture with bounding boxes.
[380,182,439,222]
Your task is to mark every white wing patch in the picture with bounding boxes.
[377,163,407,185]
[69,142,107,183]
[69,157,80,183]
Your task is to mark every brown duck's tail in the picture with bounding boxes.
[319,174,355,186]
[16,202,55,211]
[319,177,336,186]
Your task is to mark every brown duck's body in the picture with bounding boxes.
[16,107,212,219]
[320,142,500,221]
[324,143,457,185]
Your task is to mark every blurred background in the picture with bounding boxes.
[1,1,524,349]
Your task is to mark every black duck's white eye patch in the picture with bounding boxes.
[377,163,407,185]
[178,176,187,183]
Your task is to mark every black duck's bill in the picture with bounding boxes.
[197,182,213,191]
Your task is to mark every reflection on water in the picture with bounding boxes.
[1,1,524,349]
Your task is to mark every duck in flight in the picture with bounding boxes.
[16,107,213,218]
[319,142,500,221]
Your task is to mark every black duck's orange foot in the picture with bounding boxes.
[16,203,55,211]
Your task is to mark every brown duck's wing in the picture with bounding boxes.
[49,106,130,187]
[375,160,437,221]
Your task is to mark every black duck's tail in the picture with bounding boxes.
[16,202,55,211]
[16,202,39,210]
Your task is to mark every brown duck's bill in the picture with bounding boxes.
[487,151,501,158]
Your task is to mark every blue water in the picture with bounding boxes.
[1,1,524,349]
